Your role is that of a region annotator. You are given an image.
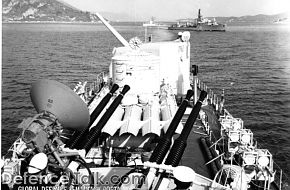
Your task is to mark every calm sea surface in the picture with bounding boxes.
[2,23,290,179]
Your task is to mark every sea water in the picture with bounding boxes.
[2,23,290,179]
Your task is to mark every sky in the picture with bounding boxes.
[62,0,290,20]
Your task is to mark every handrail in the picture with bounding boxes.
[196,76,289,189]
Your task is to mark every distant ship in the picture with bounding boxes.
[143,17,159,27]
[143,17,168,29]
[274,17,290,24]
[168,9,226,32]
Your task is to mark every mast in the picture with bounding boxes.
[198,9,202,22]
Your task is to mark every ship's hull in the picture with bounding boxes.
[2,13,285,190]
[168,23,226,32]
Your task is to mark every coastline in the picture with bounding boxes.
[2,20,104,24]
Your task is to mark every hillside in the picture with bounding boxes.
[212,12,289,24]
[2,0,100,22]
[2,0,289,23]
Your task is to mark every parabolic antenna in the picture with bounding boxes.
[30,79,90,130]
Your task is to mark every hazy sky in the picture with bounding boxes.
[62,0,290,20]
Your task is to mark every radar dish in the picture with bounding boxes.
[30,79,90,130]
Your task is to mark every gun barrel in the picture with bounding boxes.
[83,85,130,153]
[138,90,193,189]
[89,84,119,126]
[150,91,207,190]
[164,90,207,167]
[69,84,119,149]
[94,12,130,47]
[149,90,194,164]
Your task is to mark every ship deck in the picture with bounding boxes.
[179,104,221,179]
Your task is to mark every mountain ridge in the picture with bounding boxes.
[211,12,288,24]
[2,0,100,22]
[2,0,289,23]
